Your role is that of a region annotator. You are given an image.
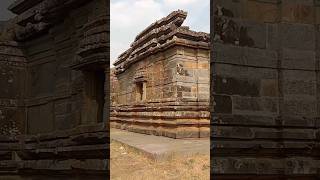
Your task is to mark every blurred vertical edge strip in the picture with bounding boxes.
[106,0,111,178]
[210,0,214,179]
[0,0,110,178]
[211,0,320,179]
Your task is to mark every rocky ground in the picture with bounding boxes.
[110,140,210,180]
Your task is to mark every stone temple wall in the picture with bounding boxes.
[23,0,107,133]
[111,10,210,138]
[0,0,109,175]
[110,68,119,106]
[0,41,27,169]
[0,41,26,137]
[212,0,320,178]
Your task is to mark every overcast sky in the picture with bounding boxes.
[0,0,15,21]
[110,0,210,66]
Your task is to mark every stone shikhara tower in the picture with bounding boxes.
[111,10,210,139]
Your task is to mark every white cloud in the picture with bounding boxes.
[110,0,209,66]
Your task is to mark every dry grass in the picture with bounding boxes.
[110,140,210,180]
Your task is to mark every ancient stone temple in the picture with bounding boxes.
[212,0,320,178]
[110,10,210,139]
[0,0,109,175]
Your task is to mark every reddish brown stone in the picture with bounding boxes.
[111,11,210,139]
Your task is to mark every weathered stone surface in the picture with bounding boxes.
[0,42,26,137]
[213,44,278,68]
[281,1,315,24]
[245,0,280,23]
[212,0,320,178]
[281,49,316,70]
[111,11,210,139]
[280,23,315,50]
[0,0,109,175]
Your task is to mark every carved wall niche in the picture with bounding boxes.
[134,69,147,102]
[70,14,109,125]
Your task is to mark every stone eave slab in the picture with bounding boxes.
[8,0,44,15]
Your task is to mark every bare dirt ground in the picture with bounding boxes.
[110,140,210,180]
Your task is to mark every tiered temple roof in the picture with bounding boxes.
[114,10,209,74]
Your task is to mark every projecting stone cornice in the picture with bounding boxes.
[8,0,44,15]
[113,10,209,74]
[114,36,209,75]
[134,10,187,42]
[8,0,91,41]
